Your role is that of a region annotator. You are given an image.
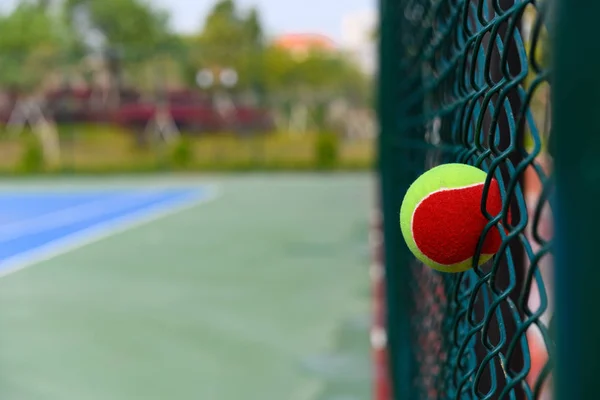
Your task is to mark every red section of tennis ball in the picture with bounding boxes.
[412,181,504,266]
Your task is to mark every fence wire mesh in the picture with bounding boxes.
[378,0,555,398]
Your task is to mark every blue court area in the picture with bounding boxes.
[0,187,211,275]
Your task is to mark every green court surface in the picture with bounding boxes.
[0,173,373,400]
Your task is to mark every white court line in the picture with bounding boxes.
[0,185,220,279]
[0,191,166,241]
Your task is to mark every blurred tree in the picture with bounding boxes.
[189,0,369,105]
[64,0,174,55]
[262,45,370,105]
[243,8,263,46]
[257,40,372,133]
[63,0,183,97]
[0,0,72,91]
[185,0,265,91]
[199,1,263,51]
[162,0,370,110]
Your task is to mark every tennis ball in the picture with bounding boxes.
[399,163,505,273]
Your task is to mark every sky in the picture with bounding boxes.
[153,0,375,44]
[0,0,376,44]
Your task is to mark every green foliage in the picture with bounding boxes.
[0,2,68,90]
[19,135,45,172]
[168,136,194,168]
[179,0,369,102]
[64,0,173,53]
[261,45,371,106]
[183,0,266,91]
[199,0,263,53]
[0,0,370,105]
[0,125,373,174]
[314,131,340,169]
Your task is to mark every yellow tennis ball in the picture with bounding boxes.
[399,163,506,273]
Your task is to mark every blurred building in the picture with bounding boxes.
[273,33,337,60]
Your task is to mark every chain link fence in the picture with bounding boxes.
[377,0,556,398]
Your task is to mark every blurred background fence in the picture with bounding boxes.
[0,0,376,174]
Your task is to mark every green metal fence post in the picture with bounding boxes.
[377,0,416,398]
[553,0,600,398]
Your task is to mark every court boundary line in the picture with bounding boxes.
[0,185,220,279]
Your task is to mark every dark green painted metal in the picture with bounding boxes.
[377,0,416,397]
[553,0,600,398]
[377,0,555,398]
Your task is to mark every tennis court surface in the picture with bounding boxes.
[0,174,372,400]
